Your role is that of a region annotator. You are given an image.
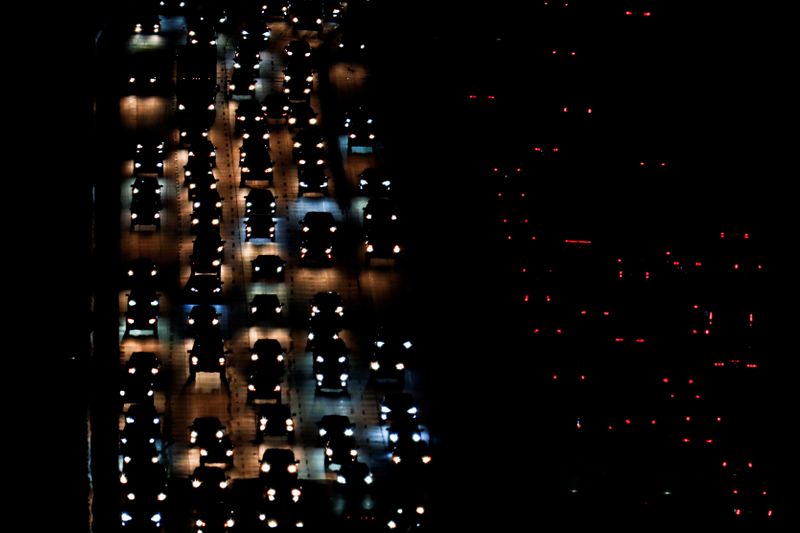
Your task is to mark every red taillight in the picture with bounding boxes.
[487,95,495,100]
[468,95,477,99]
[625,419,631,425]
[625,10,633,15]
[643,11,651,17]
[662,378,669,383]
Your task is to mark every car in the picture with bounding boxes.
[188,332,228,378]
[287,102,318,129]
[259,448,299,482]
[390,440,432,469]
[308,289,344,323]
[292,126,325,162]
[119,465,167,529]
[336,460,373,488]
[387,419,424,449]
[263,92,291,121]
[239,20,271,42]
[126,258,158,288]
[288,2,324,34]
[190,246,222,276]
[298,213,335,263]
[131,176,162,205]
[344,106,377,153]
[261,0,289,20]
[379,392,418,423]
[245,190,277,219]
[193,232,225,264]
[314,356,350,394]
[239,142,275,186]
[306,321,341,351]
[283,75,312,101]
[125,52,167,94]
[297,164,329,196]
[335,29,369,60]
[233,41,261,71]
[250,338,287,364]
[228,67,257,98]
[296,144,325,169]
[190,200,222,235]
[263,479,303,505]
[183,154,213,185]
[284,39,312,58]
[234,99,267,135]
[176,80,216,128]
[179,123,211,148]
[186,15,217,47]
[252,254,286,281]
[244,214,276,242]
[185,272,223,302]
[191,188,224,215]
[324,434,358,468]
[120,352,161,403]
[283,63,314,85]
[186,305,220,333]
[365,227,402,265]
[385,500,428,531]
[312,338,349,368]
[323,0,344,22]
[256,403,296,443]
[358,167,392,196]
[190,465,230,503]
[187,172,220,203]
[246,361,283,403]
[133,140,165,176]
[120,436,160,467]
[256,500,305,528]
[363,197,398,228]
[132,7,161,35]
[369,327,412,382]
[249,294,283,323]
[189,417,234,466]
[125,289,160,337]
[130,191,161,231]
[192,503,236,531]
[316,415,355,441]
[187,136,217,168]
[122,404,162,442]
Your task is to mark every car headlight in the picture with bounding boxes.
[365,474,374,484]
[370,361,380,370]
[315,373,323,381]
[338,355,346,363]
[407,407,418,415]
[131,213,138,220]
[192,479,201,488]
[226,449,234,456]
[381,406,391,413]
[226,518,235,527]
[200,449,208,456]
[389,433,399,443]
[261,463,270,472]
[288,464,297,473]
[340,373,349,381]
[121,512,132,522]
[219,480,228,489]
[191,356,199,365]
[393,245,401,253]
[127,318,135,324]
[309,118,317,124]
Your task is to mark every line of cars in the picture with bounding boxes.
[117,1,434,529]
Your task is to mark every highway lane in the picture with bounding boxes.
[116,16,430,530]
